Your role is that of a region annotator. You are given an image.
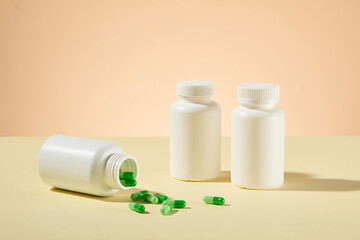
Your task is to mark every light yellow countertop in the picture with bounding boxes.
[0,137,359,240]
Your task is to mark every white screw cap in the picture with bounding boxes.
[177,81,214,97]
[238,83,279,104]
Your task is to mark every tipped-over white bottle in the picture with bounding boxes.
[231,83,284,189]
[38,135,139,196]
[170,81,221,181]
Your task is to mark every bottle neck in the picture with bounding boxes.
[241,103,276,110]
[104,153,138,190]
[178,95,212,104]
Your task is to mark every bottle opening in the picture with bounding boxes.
[119,158,138,189]
[105,153,139,190]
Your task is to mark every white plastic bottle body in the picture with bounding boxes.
[170,97,221,181]
[231,105,284,189]
[38,135,139,196]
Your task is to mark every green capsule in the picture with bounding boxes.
[154,193,169,202]
[128,202,145,213]
[162,200,186,208]
[203,196,225,205]
[120,179,137,187]
[142,193,159,204]
[160,204,174,215]
[119,171,135,180]
[130,190,149,201]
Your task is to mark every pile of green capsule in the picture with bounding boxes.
[128,189,226,215]
[128,190,187,216]
[120,171,137,187]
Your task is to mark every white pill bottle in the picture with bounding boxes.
[231,83,284,189]
[170,81,221,181]
[38,135,139,196]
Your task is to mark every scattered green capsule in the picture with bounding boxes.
[142,193,159,204]
[130,190,149,201]
[203,196,225,205]
[154,193,169,202]
[160,204,174,215]
[128,202,145,213]
[119,171,135,180]
[120,179,137,187]
[162,200,186,208]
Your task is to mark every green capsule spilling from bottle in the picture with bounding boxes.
[130,190,149,201]
[129,202,145,213]
[154,193,169,202]
[203,196,225,205]
[162,200,186,208]
[160,204,174,215]
[121,179,137,187]
[119,171,135,180]
[142,193,159,204]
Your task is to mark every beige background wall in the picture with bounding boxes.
[1,0,359,136]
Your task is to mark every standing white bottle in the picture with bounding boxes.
[38,135,139,196]
[170,81,221,181]
[231,83,284,189]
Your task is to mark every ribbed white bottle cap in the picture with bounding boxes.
[177,81,214,97]
[238,83,279,104]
